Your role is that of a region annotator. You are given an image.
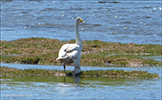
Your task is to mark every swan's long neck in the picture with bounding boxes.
[75,22,83,49]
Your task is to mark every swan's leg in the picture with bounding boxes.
[63,64,66,72]
[72,59,81,77]
[72,67,81,77]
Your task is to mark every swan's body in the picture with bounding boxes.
[56,17,84,75]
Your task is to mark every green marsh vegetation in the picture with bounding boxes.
[1,38,161,79]
[0,67,159,79]
[1,38,161,67]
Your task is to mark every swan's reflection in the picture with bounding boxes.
[73,76,80,84]
[63,76,80,84]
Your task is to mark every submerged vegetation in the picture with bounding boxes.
[0,37,161,67]
[0,67,159,79]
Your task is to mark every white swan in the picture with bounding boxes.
[56,17,84,75]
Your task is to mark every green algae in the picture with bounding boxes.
[0,38,161,67]
[0,67,66,78]
[0,67,159,79]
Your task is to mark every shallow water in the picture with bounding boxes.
[142,55,162,62]
[1,76,161,99]
[1,63,162,99]
[1,0,161,44]
[1,0,162,99]
[1,63,161,76]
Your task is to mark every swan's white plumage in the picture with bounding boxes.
[56,44,81,62]
[56,17,84,74]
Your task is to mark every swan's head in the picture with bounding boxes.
[76,17,84,24]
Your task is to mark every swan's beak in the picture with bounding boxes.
[80,18,84,23]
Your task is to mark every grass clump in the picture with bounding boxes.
[1,38,161,67]
[0,67,159,79]
[0,67,66,77]
[78,70,159,79]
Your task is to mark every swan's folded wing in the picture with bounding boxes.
[57,44,79,58]
[67,50,78,59]
[65,44,79,52]
[58,44,70,58]
[56,50,78,62]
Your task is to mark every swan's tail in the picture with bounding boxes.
[55,57,67,62]
[55,56,73,64]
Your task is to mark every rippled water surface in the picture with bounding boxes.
[1,63,162,99]
[1,76,161,99]
[1,0,161,44]
[1,0,162,99]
